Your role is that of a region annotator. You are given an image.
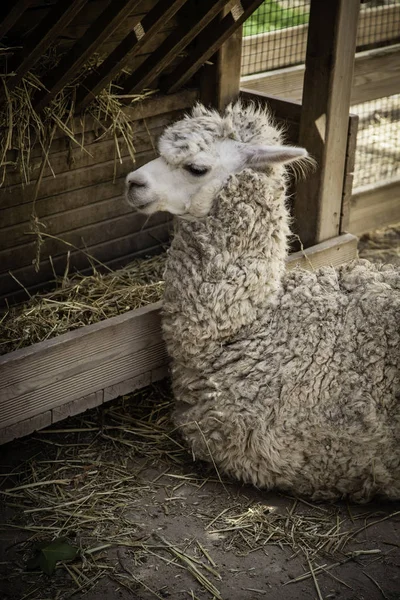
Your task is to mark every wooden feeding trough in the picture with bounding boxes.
[0,0,361,444]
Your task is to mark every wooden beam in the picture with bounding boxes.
[286,233,358,272]
[340,114,359,233]
[121,0,232,95]
[200,4,243,110]
[240,89,301,144]
[241,43,400,105]
[76,0,187,110]
[33,0,141,112]
[293,0,360,248]
[7,0,89,91]
[348,177,400,235]
[0,301,168,442]
[165,0,265,94]
[0,0,34,40]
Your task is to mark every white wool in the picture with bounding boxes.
[126,101,400,502]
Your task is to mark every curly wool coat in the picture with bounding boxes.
[162,167,400,502]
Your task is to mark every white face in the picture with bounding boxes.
[125,137,307,219]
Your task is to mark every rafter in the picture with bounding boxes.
[164,0,265,94]
[33,0,142,112]
[0,0,35,41]
[122,0,232,95]
[76,0,187,110]
[7,0,89,91]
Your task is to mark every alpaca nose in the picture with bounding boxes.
[128,173,147,190]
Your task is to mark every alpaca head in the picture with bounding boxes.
[125,101,308,218]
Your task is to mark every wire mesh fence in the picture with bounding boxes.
[242,0,400,189]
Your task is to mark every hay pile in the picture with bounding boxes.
[0,253,166,355]
[0,49,154,188]
[1,382,398,600]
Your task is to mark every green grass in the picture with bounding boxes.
[243,0,309,36]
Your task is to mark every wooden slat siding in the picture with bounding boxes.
[340,115,359,234]
[0,0,35,40]
[76,0,187,110]
[165,0,265,94]
[0,221,172,300]
[293,0,360,248]
[4,242,167,306]
[28,89,197,147]
[241,4,400,76]
[200,3,243,110]
[3,121,166,189]
[0,302,168,431]
[1,364,169,443]
[3,91,196,168]
[7,0,89,91]
[240,89,301,144]
[121,0,232,95]
[33,0,142,112]
[0,208,170,272]
[348,177,400,235]
[241,44,400,106]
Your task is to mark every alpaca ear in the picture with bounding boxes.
[243,144,308,169]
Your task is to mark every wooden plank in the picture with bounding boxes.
[52,391,103,424]
[3,99,192,173]
[241,4,400,76]
[33,0,142,112]
[165,0,265,94]
[286,233,358,272]
[76,0,187,110]
[0,210,170,272]
[0,155,140,212]
[122,0,232,94]
[3,121,167,188]
[293,0,360,248]
[0,302,168,432]
[240,89,301,144]
[0,222,171,298]
[348,177,400,235]
[241,43,400,105]
[0,0,35,40]
[340,114,359,234]
[350,43,400,104]
[7,0,89,90]
[0,411,52,445]
[200,6,243,110]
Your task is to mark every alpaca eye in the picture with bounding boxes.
[184,164,209,176]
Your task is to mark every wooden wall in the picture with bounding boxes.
[0,90,198,304]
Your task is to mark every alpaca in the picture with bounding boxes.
[125,102,400,502]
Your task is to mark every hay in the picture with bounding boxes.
[1,382,398,599]
[0,253,166,355]
[0,50,153,187]
[0,47,155,267]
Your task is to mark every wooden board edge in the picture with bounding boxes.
[0,363,169,445]
[286,233,359,271]
[349,178,400,235]
[0,300,163,366]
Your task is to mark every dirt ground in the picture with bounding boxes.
[1,227,400,600]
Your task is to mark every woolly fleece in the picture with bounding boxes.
[161,104,400,502]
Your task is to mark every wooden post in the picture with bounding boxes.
[199,5,244,110]
[200,24,243,110]
[293,0,360,248]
